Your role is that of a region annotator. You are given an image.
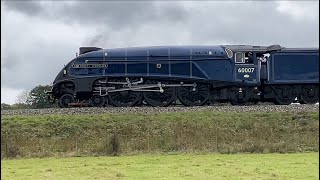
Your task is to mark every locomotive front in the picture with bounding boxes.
[46,59,74,104]
[46,47,103,105]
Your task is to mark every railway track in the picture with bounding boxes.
[1,103,319,116]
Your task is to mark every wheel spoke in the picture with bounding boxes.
[90,95,105,107]
[198,91,209,97]
[178,83,210,106]
[58,94,75,108]
[128,92,137,98]
[180,91,189,97]
[112,93,120,100]
[143,80,176,107]
[108,78,141,107]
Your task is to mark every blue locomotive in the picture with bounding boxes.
[46,45,319,107]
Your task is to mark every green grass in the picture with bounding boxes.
[1,153,319,180]
[1,111,319,158]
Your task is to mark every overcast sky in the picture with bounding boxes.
[1,1,319,104]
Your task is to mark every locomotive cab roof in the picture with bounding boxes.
[223,45,283,52]
[224,44,318,53]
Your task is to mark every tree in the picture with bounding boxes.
[28,85,56,108]
[15,90,31,105]
[1,103,11,110]
[2,85,57,110]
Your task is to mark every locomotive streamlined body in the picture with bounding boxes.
[46,45,319,108]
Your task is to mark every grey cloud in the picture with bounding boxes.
[82,1,318,48]
[4,1,189,29]
[1,52,19,71]
[1,42,78,89]
[57,1,157,28]
[2,0,44,16]
[3,1,190,46]
[182,2,319,47]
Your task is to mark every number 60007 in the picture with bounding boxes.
[238,68,255,73]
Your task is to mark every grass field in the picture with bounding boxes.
[1,153,318,180]
[1,111,319,158]
[1,110,319,179]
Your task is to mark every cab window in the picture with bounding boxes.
[235,52,244,63]
[244,52,254,64]
[235,52,254,64]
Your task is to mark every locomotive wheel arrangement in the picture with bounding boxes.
[46,45,319,108]
[54,78,319,108]
[57,77,212,108]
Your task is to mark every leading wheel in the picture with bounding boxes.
[177,83,210,106]
[58,94,75,108]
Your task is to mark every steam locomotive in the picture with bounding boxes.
[46,45,319,108]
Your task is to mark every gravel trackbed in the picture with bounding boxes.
[1,104,319,116]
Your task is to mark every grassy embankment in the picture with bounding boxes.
[1,110,319,158]
[1,153,319,179]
